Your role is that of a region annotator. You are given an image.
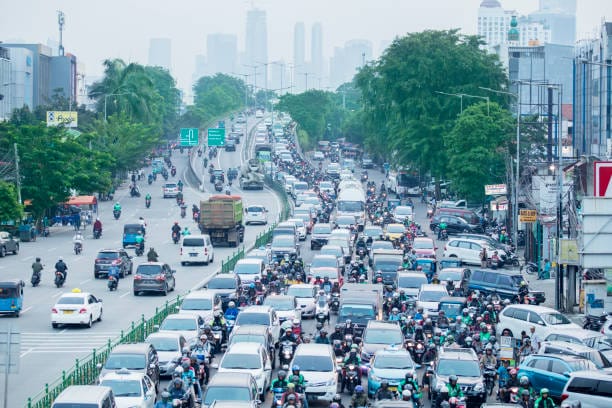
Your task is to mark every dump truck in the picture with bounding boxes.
[199,195,245,246]
[239,158,265,190]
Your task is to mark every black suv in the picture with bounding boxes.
[430,214,482,235]
[429,347,486,407]
[204,273,241,310]
[94,249,133,278]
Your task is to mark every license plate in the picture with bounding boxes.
[190,253,198,257]
[63,310,74,314]
[388,386,397,391]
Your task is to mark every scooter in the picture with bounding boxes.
[93,228,102,239]
[180,206,186,218]
[135,243,144,257]
[31,271,41,287]
[108,275,118,291]
[279,340,295,367]
[342,363,360,395]
[172,231,180,244]
[147,175,153,185]
[330,293,340,314]
[74,242,82,255]
[145,198,151,208]
[54,271,66,288]
[113,209,121,220]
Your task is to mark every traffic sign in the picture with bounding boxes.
[207,128,225,147]
[179,128,199,147]
[519,209,537,223]
[46,111,78,128]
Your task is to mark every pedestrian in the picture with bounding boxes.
[480,247,488,268]
[538,258,551,280]
[529,326,541,353]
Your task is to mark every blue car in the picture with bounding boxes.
[517,354,597,399]
[367,347,416,397]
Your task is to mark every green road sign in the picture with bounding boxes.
[207,128,225,146]
[180,128,199,146]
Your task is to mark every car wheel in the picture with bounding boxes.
[0,246,5,257]
[129,265,133,275]
[97,309,103,322]
[181,261,186,266]
[94,273,99,279]
[162,285,168,296]
[120,269,125,278]
[86,316,92,328]
[52,323,59,329]
[463,228,470,233]
[134,290,139,296]
[13,244,18,255]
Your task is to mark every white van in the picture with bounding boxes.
[233,258,264,283]
[180,234,214,266]
[291,343,338,402]
[52,385,116,408]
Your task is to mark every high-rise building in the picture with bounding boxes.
[311,23,323,81]
[245,8,268,86]
[539,0,576,14]
[207,34,237,75]
[529,1,576,46]
[193,54,206,83]
[329,39,372,89]
[0,46,12,119]
[148,38,171,71]
[293,22,306,92]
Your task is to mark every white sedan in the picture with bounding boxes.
[51,289,103,328]
[100,369,155,408]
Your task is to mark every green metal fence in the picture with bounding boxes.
[26,295,184,408]
[220,246,245,274]
[265,175,291,221]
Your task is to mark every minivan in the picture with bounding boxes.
[562,370,612,408]
[395,271,429,299]
[498,304,580,339]
[233,258,264,283]
[273,222,298,241]
[180,234,214,266]
[97,343,159,387]
[443,238,500,265]
[467,268,546,304]
[291,343,338,402]
[52,385,116,408]
[202,372,259,407]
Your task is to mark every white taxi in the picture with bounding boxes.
[99,369,156,408]
[51,289,103,329]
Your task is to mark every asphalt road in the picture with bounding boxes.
[2,114,282,407]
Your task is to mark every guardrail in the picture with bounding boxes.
[26,295,184,408]
[265,175,291,221]
[220,246,245,274]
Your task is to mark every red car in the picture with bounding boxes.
[412,237,436,259]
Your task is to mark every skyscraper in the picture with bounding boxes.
[294,22,305,67]
[245,8,267,87]
[539,0,576,14]
[530,0,576,46]
[148,38,171,71]
[207,34,237,75]
[329,39,372,89]
[311,23,323,83]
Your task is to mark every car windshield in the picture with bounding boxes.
[364,227,383,237]
[365,329,403,344]
[387,225,405,233]
[398,276,428,289]
[321,248,342,257]
[273,237,295,247]
[104,354,145,370]
[313,225,332,234]
[136,265,163,276]
[395,207,413,215]
[419,290,446,302]
[247,206,265,213]
[207,278,236,289]
[568,359,597,371]
[204,387,251,404]
[160,318,197,331]
[292,355,333,371]
[264,298,293,310]
[100,379,142,397]
[57,297,85,305]
[312,257,337,268]
[439,303,463,316]
[413,240,434,249]
[147,336,179,352]
[221,353,262,369]
[437,359,481,377]
[373,354,414,369]
[337,217,355,226]
[372,242,393,250]
[327,239,348,249]
[339,304,375,319]
[287,287,314,298]
[338,201,364,212]
[438,271,462,281]
[541,312,571,325]
[236,313,269,326]
[234,263,260,275]
[231,334,265,345]
[319,182,333,189]
[182,238,204,247]
[97,252,119,259]
[180,298,213,311]
[311,269,338,279]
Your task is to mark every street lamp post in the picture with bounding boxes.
[103,92,129,121]
[435,91,490,115]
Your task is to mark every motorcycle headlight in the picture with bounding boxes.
[474,382,484,392]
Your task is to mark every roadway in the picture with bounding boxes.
[1,114,282,407]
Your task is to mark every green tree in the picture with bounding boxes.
[143,66,180,138]
[192,74,246,118]
[444,102,514,202]
[0,181,22,221]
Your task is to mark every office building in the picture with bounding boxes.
[311,23,324,81]
[193,54,206,82]
[293,22,306,92]
[329,39,372,89]
[0,46,12,119]
[148,38,171,71]
[206,33,237,75]
[245,8,268,84]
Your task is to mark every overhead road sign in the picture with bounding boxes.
[179,128,199,147]
[207,128,225,147]
[46,111,78,128]
[485,184,507,195]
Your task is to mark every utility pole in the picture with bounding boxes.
[13,143,21,205]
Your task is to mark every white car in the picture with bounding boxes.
[291,343,338,402]
[179,290,221,322]
[233,258,264,283]
[498,304,581,339]
[162,182,179,198]
[443,238,500,265]
[286,284,318,318]
[158,313,201,344]
[287,218,307,240]
[233,305,281,346]
[99,369,155,408]
[263,295,301,323]
[313,151,325,161]
[145,332,187,377]
[216,342,272,399]
[51,289,103,329]
[393,205,414,223]
[180,234,214,266]
[245,205,268,225]
[416,284,449,314]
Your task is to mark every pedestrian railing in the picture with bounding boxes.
[220,246,245,274]
[26,295,184,408]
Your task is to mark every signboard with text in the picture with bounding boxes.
[46,111,78,128]
[485,184,507,195]
[519,209,537,223]
[207,128,225,147]
[594,161,612,197]
[179,128,199,147]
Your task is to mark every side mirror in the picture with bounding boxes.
[98,298,103,303]
[96,363,102,370]
[211,363,219,369]
[149,363,156,369]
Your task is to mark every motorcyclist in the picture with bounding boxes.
[321,276,332,293]
[224,301,239,319]
[272,370,289,390]
[437,310,450,327]
[518,376,537,400]
[73,231,84,251]
[375,380,395,400]
[190,335,211,384]
[399,371,421,398]
[31,257,43,282]
[171,221,181,240]
[208,310,227,346]
[445,280,455,294]
[437,220,447,239]
[145,192,151,203]
[388,307,401,321]
[113,202,122,212]
[519,389,534,408]
[93,218,102,235]
[446,375,464,398]
[181,360,200,402]
[414,307,424,321]
[279,328,298,356]
[55,257,68,281]
[147,247,159,262]
[518,281,530,303]
[168,377,187,400]
[181,226,191,236]
[461,308,473,325]
[315,329,331,344]
[480,344,497,367]
[350,385,369,408]
[534,388,555,408]
[108,261,120,287]
[313,275,323,286]
[135,231,145,253]
[330,325,344,342]
[500,368,520,402]
[291,366,305,388]
[280,383,302,407]
[154,391,173,408]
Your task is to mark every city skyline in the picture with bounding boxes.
[1,0,611,93]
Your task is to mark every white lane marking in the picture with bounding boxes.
[48,247,57,252]
[80,279,91,285]
[20,349,33,357]
[120,291,130,298]
[21,306,33,314]
[52,292,62,298]
[23,255,33,261]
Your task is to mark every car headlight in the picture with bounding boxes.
[474,382,484,392]
[326,378,336,386]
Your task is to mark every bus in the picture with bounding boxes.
[337,186,366,231]
[387,171,420,196]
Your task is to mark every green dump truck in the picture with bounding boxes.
[199,195,245,247]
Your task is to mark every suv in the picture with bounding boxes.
[180,234,214,266]
[133,262,176,296]
[97,342,160,387]
[498,304,580,339]
[311,223,332,250]
[467,269,546,303]
[205,273,241,310]
[361,321,404,364]
[444,238,501,265]
[291,343,338,402]
[270,234,299,261]
[0,231,18,257]
[162,182,179,198]
[94,249,133,278]
[202,372,259,407]
[430,347,486,406]
[430,214,482,235]
[562,370,612,408]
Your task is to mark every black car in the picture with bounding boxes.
[204,273,241,310]
[429,214,482,234]
[94,249,133,279]
[225,140,236,152]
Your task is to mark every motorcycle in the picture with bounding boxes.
[279,340,295,367]
[135,243,144,257]
[438,229,448,241]
[171,167,177,177]
[31,271,41,287]
[330,293,340,314]
[113,209,121,220]
[211,325,224,352]
[583,313,607,331]
[74,242,82,255]
[172,231,180,244]
[483,364,496,395]
[93,228,102,239]
[520,261,538,275]
[147,175,153,185]
[108,275,118,291]
[54,271,66,288]
[342,363,360,395]
[145,198,151,208]
[180,206,186,218]
[508,386,521,404]
[413,340,425,364]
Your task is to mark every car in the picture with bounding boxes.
[436,267,471,295]
[233,305,281,346]
[443,238,500,265]
[145,332,186,377]
[225,139,236,151]
[361,321,405,364]
[245,205,268,225]
[204,273,241,309]
[311,223,333,250]
[179,290,221,322]
[320,245,346,271]
[308,254,342,284]
[393,206,414,223]
[133,262,176,296]
[180,234,214,265]
[467,268,545,304]
[291,343,338,402]
[287,218,307,240]
[412,237,436,259]
[209,400,258,408]
[270,234,299,261]
[369,240,394,262]
[335,215,357,230]
[162,182,179,198]
[362,158,374,169]
[99,369,155,408]
[561,370,612,408]
[94,248,133,278]
[51,386,115,408]
[363,225,383,241]
[263,294,301,323]
[202,372,260,408]
[51,289,103,329]
[395,271,429,299]
[326,163,341,178]
[417,284,449,315]
[330,228,354,249]
[517,354,597,399]
[318,181,335,197]
[98,343,160,387]
[430,214,482,234]
[544,328,612,352]
[158,313,201,344]
[244,248,271,265]
[216,342,272,399]
[367,347,416,396]
[286,284,318,318]
[538,340,611,369]
[313,151,325,161]
[383,223,406,241]
[430,347,486,406]
[0,231,19,257]
[498,304,581,339]
[233,258,264,283]
[228,324,276,367]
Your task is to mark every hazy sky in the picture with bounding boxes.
[2,0,611,93]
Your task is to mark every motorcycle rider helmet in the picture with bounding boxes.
[172,378,183,388]
[161,391,170,400]
[316,322,323,331]
[489,336,497,344]
[473,333,480,341]
[345,319,352,326]
[520,376,530,386]
[292,365,300,373]
[355,385,364,394]
[320,329,327,335]
[181,361,190,370]
[286,393,296,402]
[333,394,342,403]
[433,336,441,345]
[503,299,511,305]
[415,325,423,332]
[520,280,528,287]
[485,344,493,352]
[402,390,412,400]
[292,319,300,326]
[392,307,399,313]
[287,383,295,391]
[440,402,450,408]
[285,328,293,335]
[330,404,340,408]
[380,379,389,388]
[277,370,287,379]
[438,310,445,316]
[449,375,458,384]
[465,336,473,345]
[228,301,236,308]
[182,346,190,355]
[249,282,255,289]
[540,388,550,397]
[199,334,207,341]
[335,324,342,332]
[36,257,41,262]
[58,257,63,262]
[425,318,432,325]
[521,389,531,397]
[174,366,184,376]
[446,334,454,343]
[214,310,222,318]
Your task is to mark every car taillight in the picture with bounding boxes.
[51,308,58,313]
[134,275,142,280]
[561,393,569,401]
[79,308,87,314]
[156,275,166,281]
[180,247,182,256]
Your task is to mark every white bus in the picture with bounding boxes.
[336,186,366,231]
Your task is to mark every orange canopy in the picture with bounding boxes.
[66,195,97,206]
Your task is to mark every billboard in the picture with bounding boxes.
[46,111,78,128]
[594,161,612,197]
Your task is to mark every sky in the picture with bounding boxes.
[1,0,612,94]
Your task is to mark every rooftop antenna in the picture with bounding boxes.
[57,10,65,56]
